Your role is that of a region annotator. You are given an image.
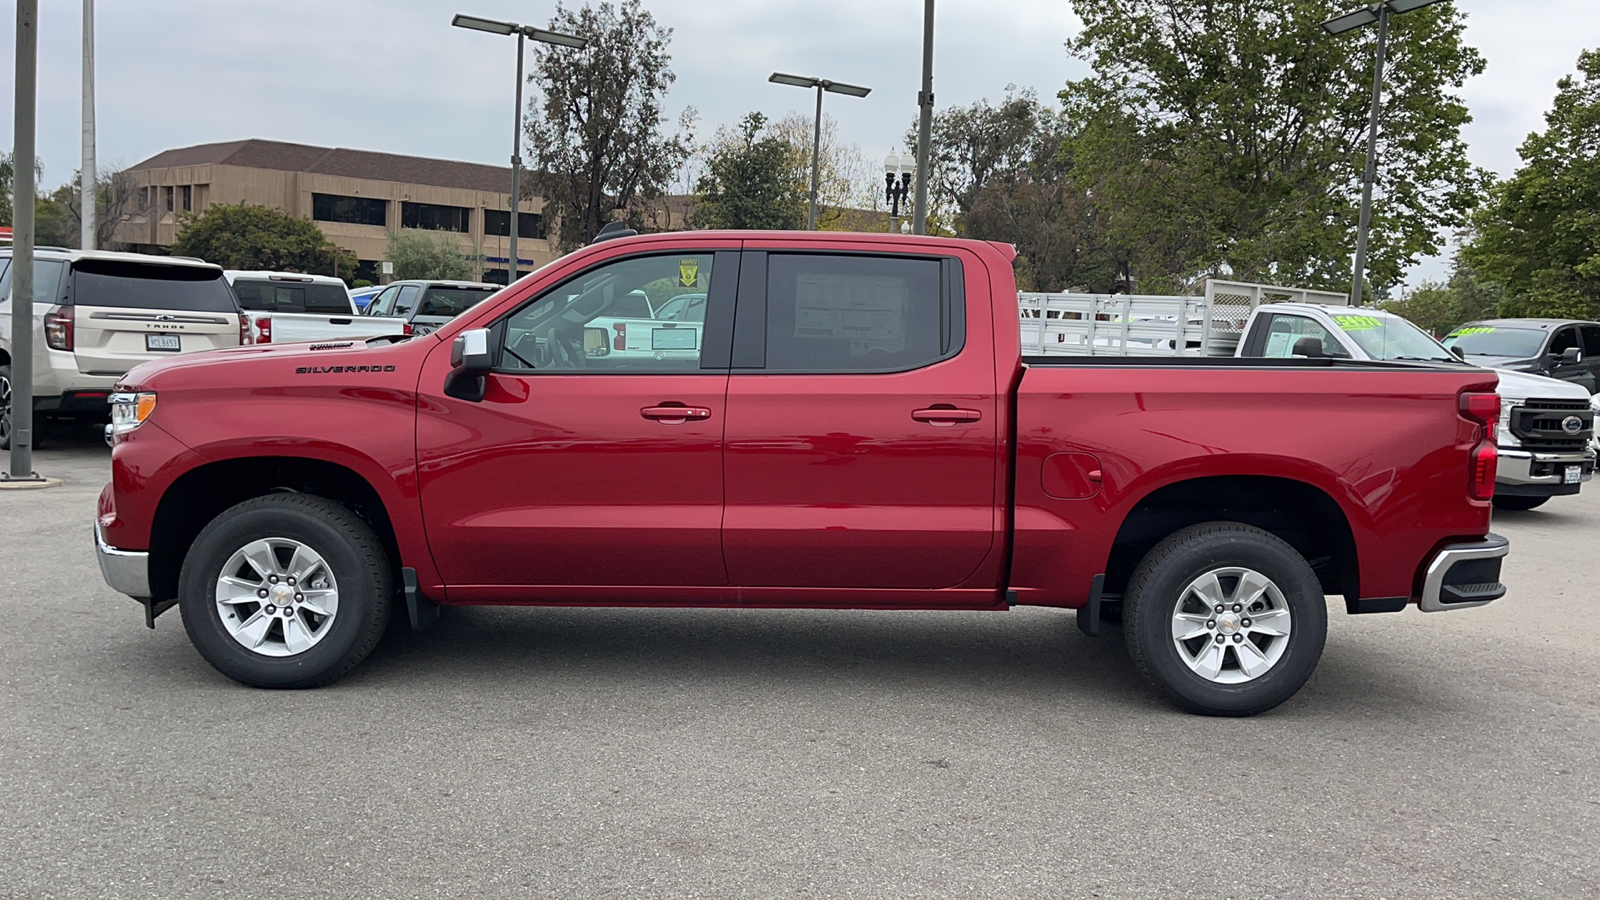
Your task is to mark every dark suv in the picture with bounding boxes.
[1444,319,1600,394]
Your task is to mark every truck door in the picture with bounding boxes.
[415,248,737,594]
[1580,326,1600,394]
[721,249,999,594]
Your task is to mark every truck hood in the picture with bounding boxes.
[1492,367,1589,403]
[114,335,429,390]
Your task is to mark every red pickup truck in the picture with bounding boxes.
[95,231,1509,716]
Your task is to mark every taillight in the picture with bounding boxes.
[403,322,414,336]
[239,314,253,345]
[1461,391,1500,501]
[44,306,73,351]
[613,322,626,351]
[255,316,273,344]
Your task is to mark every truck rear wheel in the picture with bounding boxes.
[1491,495,1548,511]
[178,494,392,688]
[1122,523,1327,717]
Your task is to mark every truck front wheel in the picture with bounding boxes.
[178,494,393,688]
[1123,523,1327,717]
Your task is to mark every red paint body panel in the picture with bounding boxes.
[101,230,1499,616]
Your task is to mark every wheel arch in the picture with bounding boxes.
[1102,474,1361,611]
[148,456,404,604]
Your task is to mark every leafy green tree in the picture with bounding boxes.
[527,0,694,250]
[1464,49,1600,319]
[1061,0,1486,295]
[1378,256,1503,336]
[921,88,1120,292]
[172,203,354,275]
[385,228,473,281]
[0,152,14,227]
[691,113,806,231]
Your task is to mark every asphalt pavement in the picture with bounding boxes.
[2,425,1596,899]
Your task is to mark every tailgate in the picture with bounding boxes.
[75,308,239,375]
[268,314,407,344]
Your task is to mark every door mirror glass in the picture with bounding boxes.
[451,328,493,372]
[583,327,610,358]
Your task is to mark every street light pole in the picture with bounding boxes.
[452,12,587,283]
[510,29,524,282]
[911,0,934,235]
[81,0,96,251]
[1348,5,1387,307]
[7,0,40,482]
[769,73,872,231]
[1323,0,1445,305]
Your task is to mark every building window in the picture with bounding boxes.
[401,201,470,233]
[164,186,174,212]
[482,210,546,240]
[180,185,193,212]
[312,193,388,227]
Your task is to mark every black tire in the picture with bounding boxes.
[178,494,392,688]
[1123,523,1327,717]
[0,364,12,452]
[1492,495,1548,511]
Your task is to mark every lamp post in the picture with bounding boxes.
[1323,0,1445,305]
[452,13,586,283]
[884,153,914,233]
[81,0,96,251]
[769,72,872,230]
[911,0,934,236]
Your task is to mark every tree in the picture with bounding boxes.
[768,112,874,230]
[172,203,355,276]
[1061,0,1486,295]
[385,229,473,281]
[1378,256,1503,336]
[526,0,693,250]
[690,113,806,231]
[920,88,1121,292]
[27,168,150,251]
[1463,49,1600,319]
[0,152,14,227]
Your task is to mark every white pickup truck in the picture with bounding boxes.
[1020,284,1596,511]
[226,271,407,344]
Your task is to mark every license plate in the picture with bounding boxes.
[1565,465,1582,484]
[652,327,696,350]
[145,334,181,352]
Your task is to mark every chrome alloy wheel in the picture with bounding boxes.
[214,538,340,657]
[1170,567,1293,684]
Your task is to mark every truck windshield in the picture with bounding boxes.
[1330,313,1457,362]
[1442,326,1546,358]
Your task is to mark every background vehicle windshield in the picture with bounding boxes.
[1330,312,1456,362]
[1443,326,1547,358]
[233,279,350,314]
[73,260,237,312]
[417,286,495,318]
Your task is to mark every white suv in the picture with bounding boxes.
[0,248,245,448]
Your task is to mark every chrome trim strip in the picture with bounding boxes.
[94,521,151,599]
[1419,534,1509,613]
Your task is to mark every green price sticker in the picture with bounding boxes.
[1447,326,1495,337]
[1333,314,1382,331]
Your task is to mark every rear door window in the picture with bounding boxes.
[753,254,951,372]
[393,285,422,317]
[72,260,236,312]
[0,258,68,304]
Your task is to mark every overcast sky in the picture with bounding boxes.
[3,0,1597,285]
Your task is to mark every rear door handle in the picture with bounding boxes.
[912,407,983,426]
[641,405,712,423]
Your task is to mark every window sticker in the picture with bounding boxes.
[679,258,700,289]
[1447,326,1496,337]
[1333,314,1382,331]
[793,274,908,355]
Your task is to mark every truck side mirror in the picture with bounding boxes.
[1450,346,1465,360]
[451,328,494,373]
[1558,346,1582,365]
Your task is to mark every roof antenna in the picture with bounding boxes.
[591,221,637,244]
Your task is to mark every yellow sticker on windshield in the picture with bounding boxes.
[679,259,700,288]
[1447,326,1495,337]
[1334,314,1382,331]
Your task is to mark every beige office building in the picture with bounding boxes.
[119,139,555,284]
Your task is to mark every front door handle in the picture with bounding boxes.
[912,407,983,426]
[641,405,712,423]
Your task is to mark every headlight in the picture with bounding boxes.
[1498,404,1519,448]
[108,392,157,439]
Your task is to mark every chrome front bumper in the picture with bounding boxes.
[1496,448,1595,486]
[1419,533,1509,613]
[94,521,150,599]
